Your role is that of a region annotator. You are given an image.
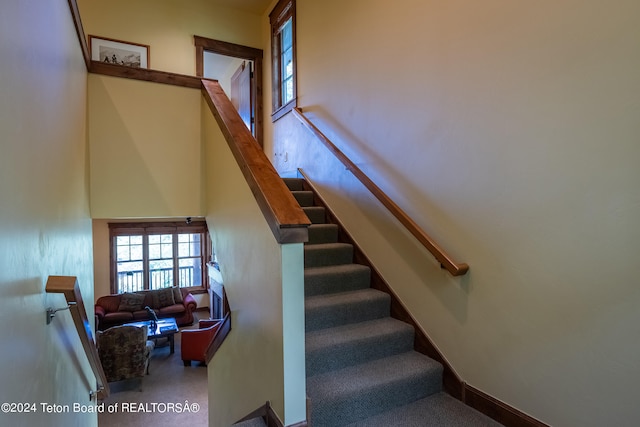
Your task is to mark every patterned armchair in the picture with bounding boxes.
[97,325,155,383]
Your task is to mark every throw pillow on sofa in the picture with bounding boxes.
[152,287,175,309]
[118,292,145,312]
[172,286,184,304]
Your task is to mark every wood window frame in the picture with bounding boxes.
[270,0,297,122]
[109,220,210,294]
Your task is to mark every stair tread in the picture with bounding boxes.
[305,263,371,297]
[304,242,354,268]
[345,392,503,427]
[304,262,370,277]
[307,351,442,396]
[292,190,314,206]
[233,417,267,427]
[306,317,415,376]
[306,317,414,352]
[307,351,443,425]
[305,288,388,311]
[308,223,338,229]
[305,288,390,331]
[283,177,304,191]
[302,206,326,223]
[307,223,339,244]
[305,241,352,249]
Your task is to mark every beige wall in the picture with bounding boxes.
[82,0,266,299]
[92,220,111,300]
[77,0,262,76]
[202,99,292,426]
[268,1,640,426]
[88,75,204,218]
[0,0,98,425]
[80,0,264,218]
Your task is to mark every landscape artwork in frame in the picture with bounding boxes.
[89,36,149,69]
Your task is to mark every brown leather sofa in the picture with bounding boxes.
[95,287,197,330]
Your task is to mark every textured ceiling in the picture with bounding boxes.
[212,0,273,15]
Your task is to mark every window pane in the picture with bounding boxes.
[179,258,202,287]
[161,241,173,258]
[149,234,173,260]
[149,259,174,289]
[284,50,293,79]
[116,235,143,262]
[281,18,293,106]
[116,260,143,293]
[284,76,294,105]
[281,17,293,106]
[178,233,201,257]
[281,18,292,50]
[149,242,160,259]
[178,242,188,258]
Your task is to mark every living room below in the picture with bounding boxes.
[92,218,211,311]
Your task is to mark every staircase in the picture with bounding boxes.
[234,418,267,427]
[284,177,501,427]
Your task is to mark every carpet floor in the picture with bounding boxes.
[98,314,209,427]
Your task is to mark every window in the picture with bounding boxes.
[270,0,296,121]
[109,221,210,294]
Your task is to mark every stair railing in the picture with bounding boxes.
[45,276,110,400]
[201,80,310,244]
[292,107,469,276]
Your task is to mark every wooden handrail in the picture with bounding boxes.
[202,80,310,244]
[45,276,110,400]
[89,61,204,89]
[67,0,90,69]
[292,107,469,276]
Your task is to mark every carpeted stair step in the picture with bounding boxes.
[308,223,339,244]
[292,190,314,207]
[307,351,443,426]
[302,206,326,223]
[304,264,371,297]
[306,317,416,376]
[304,242,353,268]
[345,392,503,427]
[233,417,267,427]
[283,177,304,191]
[305,288,390,331]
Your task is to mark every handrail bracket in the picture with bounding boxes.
[46,302,77,325]
[45,276,110,399]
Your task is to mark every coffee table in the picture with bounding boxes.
[125,318,179,354]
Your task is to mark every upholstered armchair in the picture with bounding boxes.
[181,319,222,366]
[97,325,155,383]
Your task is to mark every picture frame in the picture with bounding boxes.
[89,35,150,69]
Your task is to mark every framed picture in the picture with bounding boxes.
[89,36,149,69]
